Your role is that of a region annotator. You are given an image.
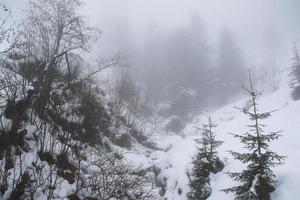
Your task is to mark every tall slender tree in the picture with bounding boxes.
[289,43,300,100]
[217,29,246,101]
[223,71,285,200]
[188,116,224,200]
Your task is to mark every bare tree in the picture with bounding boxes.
[77,150,156,200]
[20,0,97,62]
[0,3,17,55]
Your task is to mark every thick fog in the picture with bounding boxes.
[82,0,300,56]
[6,0,300,62]
[5,0,300,53]
[80,0,300,117]
[5,0,300,116]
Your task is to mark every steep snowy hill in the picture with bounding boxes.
[124,75,300,200]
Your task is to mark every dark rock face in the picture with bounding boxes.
[178,188,183,195]
[56,153,77,184]
[114,133,132,148]
[38,151,56,165]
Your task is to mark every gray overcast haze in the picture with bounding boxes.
[5,0,300,61]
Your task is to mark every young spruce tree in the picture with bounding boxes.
[223,71,285,200]
[289,44,300,100]
[188,116,224,200]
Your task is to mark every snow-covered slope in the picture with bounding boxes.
[124,77,300,200]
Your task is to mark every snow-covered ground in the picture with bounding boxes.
[124,76,300,200]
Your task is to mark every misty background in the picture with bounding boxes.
[82,0,300,119]
[1,1,300,199]
[5,0,300,119]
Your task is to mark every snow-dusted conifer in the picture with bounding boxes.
[188,116,224,200]
[223,71,285,200]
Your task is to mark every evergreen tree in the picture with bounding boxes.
[217,29,246,101]
[223,71,285,200]
[163,13,212,118]
[289,44,300,100]
[188,116,224,200]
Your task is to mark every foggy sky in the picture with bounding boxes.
[3,0,300,64]
[82,0,300,59]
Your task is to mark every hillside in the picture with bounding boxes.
[124,73,300,200]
